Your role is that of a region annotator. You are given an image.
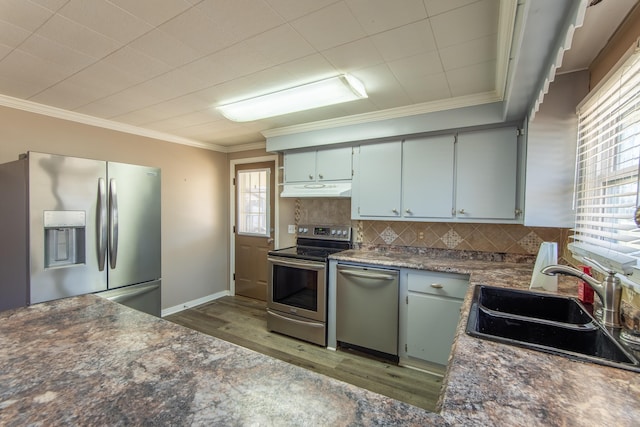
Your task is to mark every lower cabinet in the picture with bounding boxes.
[399,269,469,370]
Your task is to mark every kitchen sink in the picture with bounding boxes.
[477,285,593,324]
[466,285,640,372]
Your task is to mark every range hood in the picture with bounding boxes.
[280,182,351,198]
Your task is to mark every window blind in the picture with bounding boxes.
[571,43,640,277]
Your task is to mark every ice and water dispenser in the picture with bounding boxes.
[43,210,86,268]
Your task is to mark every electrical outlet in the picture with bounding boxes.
[288,224,296,234]
[418,231,424,240]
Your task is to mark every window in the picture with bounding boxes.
[236,168,270,237]
[570,42,640,284]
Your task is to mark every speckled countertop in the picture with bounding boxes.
[3,249,639,426]
[0,294,443,426]
[331,248,640,427]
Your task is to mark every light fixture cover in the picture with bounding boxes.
[217,74,368,122]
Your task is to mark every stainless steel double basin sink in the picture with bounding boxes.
[466,285,640,372]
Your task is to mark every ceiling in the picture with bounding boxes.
[0,0,636,152]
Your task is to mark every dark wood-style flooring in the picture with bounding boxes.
[165,295,444,412]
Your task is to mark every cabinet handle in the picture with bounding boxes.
[318,174,323,179]
[405,209,412,214]
[309,174,314,180]
[431,283,444,289]
[458,209,466,214]
[392,208,399,214]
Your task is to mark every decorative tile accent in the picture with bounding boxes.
[294,199,301,224]
[441,229,463,248]
[355,220,364,244]
[380,226,399,244]
[518,231,544,254]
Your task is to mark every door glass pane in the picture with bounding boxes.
[237,168,270,236]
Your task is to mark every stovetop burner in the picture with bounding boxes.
[270,245,347,261]
[268,224,352,262]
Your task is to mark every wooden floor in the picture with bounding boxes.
[165,295,444,412]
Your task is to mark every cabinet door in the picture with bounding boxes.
[284,151,316,183]
[316,146,352,181]
[456,127,517,219]
[407,292,462,365]
[357,141,402,217]
[403,135,454,218]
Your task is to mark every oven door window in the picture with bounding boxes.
[272,264,318,311]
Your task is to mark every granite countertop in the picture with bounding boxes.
[330,248,640,427]
[0,294,443,426]
[3,249,639,426]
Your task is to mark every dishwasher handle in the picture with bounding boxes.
[337,267,397,281]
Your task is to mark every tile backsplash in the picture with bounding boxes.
[360,221,570,255]
[296,199,569,256]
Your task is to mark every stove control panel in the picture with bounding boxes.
[297,224,352,242]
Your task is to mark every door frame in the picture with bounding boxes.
[229,155,279,295]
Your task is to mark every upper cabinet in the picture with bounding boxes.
[352,127,522,223]
[353,140,402,217]
[455,127,519,220]
[353,136,455,219]
[403,136,455,219]
[284,146,352,183]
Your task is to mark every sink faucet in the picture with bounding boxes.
[541,264,622,329]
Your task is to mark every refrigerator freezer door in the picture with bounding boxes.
[107,162,161,288]
[29,152,108,304]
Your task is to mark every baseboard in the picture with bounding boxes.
[161,290,230,317]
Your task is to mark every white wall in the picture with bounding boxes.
[0,105,229,310]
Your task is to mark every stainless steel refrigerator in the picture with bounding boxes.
[0,151,161,315]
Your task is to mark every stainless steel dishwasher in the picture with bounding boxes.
[336,264,399,357]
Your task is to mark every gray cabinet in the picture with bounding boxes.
[352,127,521,223]
[399,269,469,369]
[403,135,455,219]
[455,127,519,220]
[354,141,402,217]
[354,135,455,219]
[284,146,352,183]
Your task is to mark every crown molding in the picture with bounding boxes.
[0,94,229,152]
[224,141,266,153]
[261,91,501,138]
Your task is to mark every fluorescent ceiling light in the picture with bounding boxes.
[217,74,367,122]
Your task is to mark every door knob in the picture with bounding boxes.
[318,174,323,179]
[308,174,313,180]
[458,209,466,214]
[392,208,399,214]
[405,209,412,215]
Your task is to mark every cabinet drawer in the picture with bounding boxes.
[407,271,469,299]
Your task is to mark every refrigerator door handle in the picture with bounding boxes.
[97,178,107,271]
[109,178,119,269]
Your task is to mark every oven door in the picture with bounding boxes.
[267,255,326,322]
